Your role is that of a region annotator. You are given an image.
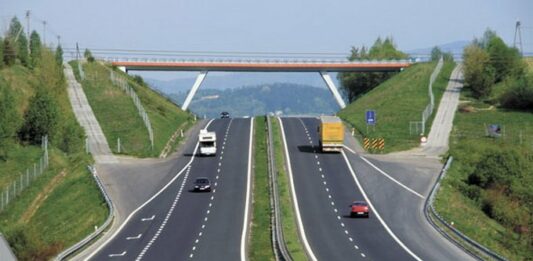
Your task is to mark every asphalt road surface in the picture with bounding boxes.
[279,117,473,261]
[88,118,253,261]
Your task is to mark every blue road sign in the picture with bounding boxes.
[366,110,376,125]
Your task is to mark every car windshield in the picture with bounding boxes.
[352,202,367,206]
[196,178,209,184]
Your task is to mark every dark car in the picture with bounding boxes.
[220,112,230,119]
[350,201,370,218]
[193,177,211,192]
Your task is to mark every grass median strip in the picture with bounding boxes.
[271,117,307,261]
[250,117,275,261]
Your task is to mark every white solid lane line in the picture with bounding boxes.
[108,251,126,257]
[141,215,155,221]
[358,156,425,199]
[85,119,214,261]
[341,151,423,261]
[278,117,318,261]
[126,234,142,240]
[240,117,254,261]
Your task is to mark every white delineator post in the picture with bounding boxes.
[320,71,346,109]
[182,71,208,111]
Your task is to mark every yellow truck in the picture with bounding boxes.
[318,116,344,152]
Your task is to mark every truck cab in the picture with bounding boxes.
[199,129,217,156]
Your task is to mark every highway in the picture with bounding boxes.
[88,118,253,261]
[279,117,473,261]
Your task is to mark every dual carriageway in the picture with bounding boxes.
[86,116,471,261]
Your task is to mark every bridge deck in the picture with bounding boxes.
[110,61,411,72]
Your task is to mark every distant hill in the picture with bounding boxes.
[168,83,339,118]
[145,72,338,94]
[408,40,469,60]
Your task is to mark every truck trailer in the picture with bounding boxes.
[317,116,344,152]
[199,129,217,156]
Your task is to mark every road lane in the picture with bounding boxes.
[280,117,414,260]
[89,118,252,261]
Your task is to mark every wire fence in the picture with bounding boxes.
[109,70,154,149]
[410,57,444,135]
[0,136,49,213]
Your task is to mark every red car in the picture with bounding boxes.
[350,201,370,218]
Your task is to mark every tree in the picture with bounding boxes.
[500,73,533,111]
[7,17,29,67]
[339,37,408,102]
[0,84,20,160]
[431,46,443,61]
[486,36,524,82]
[29,31,42,68]
[3,38,16,66]
[84,48,95,62]
[0,37,4,67]
[55,44,63,66]
[19,90,59,145]
[463,44,495,98]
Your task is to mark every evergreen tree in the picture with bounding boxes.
[29,31,42,68]
[19,89,59,145]
[3,38,16,66]
[7,17,29,67]
[0,84,20,159]
[0,37,4,67]
[55,44,63,66]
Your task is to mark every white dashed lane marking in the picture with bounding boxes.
[297,118,368,258]
[189,119,233,259]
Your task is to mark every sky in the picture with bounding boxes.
[1,0,532,81]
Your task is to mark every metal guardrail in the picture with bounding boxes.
[424,157,508,261]
[54,165,115,260]
[266,117,292,261]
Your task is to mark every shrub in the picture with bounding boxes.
[467,149,524,192]
[18,90,59,145]
[499,74,533,111]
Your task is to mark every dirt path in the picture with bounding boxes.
[20,170,67,224]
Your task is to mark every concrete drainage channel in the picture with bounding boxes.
[424,157,508,261]
[266,117,292,261]
[54,165,115,260]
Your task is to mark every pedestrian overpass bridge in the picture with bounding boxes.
[106,58,412,110]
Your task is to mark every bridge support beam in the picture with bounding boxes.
[320,71,346,109]
[182,71,208,111]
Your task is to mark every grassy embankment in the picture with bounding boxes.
[434,60,533,260]
[250,117,275,261]
[0,53,107,260]
[338,61,455,153]
[271,117,307,260]
[70,61,193,157]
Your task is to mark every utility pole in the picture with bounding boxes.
[42,20,47,46]
[514,20,523,56]
[25,10,30,51]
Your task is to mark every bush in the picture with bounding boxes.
[468,149,525,192]
[58,118,85,153]
[500,74,533,111]
[18,90,59,145]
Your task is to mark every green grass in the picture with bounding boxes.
[271,117,307,261]
[435,108,533,261]
[250,117,275,261]
[0,57,108,260]
[70,61,193,157]
[338,61,455,153]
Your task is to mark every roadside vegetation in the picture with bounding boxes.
[0,17,107,260]
[435,29,533,260]
[338,60,455,152]
[271,117,307,261]
[250,117,275,261]
[70,59,194,157]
